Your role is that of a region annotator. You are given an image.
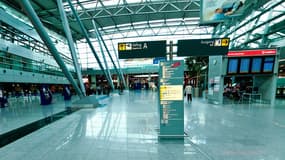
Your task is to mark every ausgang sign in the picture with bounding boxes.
[177,38,230,56]
[118,40,166,59]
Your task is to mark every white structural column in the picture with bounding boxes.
[19,0,84,98]
[57,0,86,96]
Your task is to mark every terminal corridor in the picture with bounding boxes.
[0,90,285,160]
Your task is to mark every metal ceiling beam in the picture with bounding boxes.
[67,1,199,21]
[231,12,285,48]
[215,0,284,37]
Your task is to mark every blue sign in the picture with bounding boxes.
[153,57,167,64]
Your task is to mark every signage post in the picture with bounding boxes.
[158,60,185,139]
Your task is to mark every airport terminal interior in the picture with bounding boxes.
[0,0,285,159]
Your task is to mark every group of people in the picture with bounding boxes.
[85,84,112,96]
[0,85,73,108]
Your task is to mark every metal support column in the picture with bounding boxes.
[66,0,113,90]
[110,40,127,88]
[57,0,86,96]
[93,20,126,89]
[92,20,114,90]
[169,41,173,61]
[19,0,84,98]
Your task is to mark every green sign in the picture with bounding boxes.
[177,38,230,56]
[158,60,184,139]
[118,40,166,59]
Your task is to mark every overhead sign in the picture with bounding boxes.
[227,49,277,57]
[118,40,166,59]
[177,38,230,56]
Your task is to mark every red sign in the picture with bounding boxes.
[171,62,181,68]
[227,49,276,57]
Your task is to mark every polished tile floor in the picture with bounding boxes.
[0,90,285,160]
[0,94,73,135]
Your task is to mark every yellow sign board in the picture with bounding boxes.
[118,43,126,51]
[160,85,183,101]
[221,38,229,47]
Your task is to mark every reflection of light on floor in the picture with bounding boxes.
[190,135,207,145]
[221,119,234,127]
[183,143,198,155]
[185,113,206,127]
[86,112,127,138]
[198,113,206,126]
[274,121,285,128]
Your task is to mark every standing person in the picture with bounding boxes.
[184,83,193,103]
[0,88,5,108]
[40,86,52,105]
[62,85,72,109]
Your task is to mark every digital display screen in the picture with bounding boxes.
[228,58,238,74]
[239,58,250,73]
[263,57,274,72]
[200,0,248,24]
[251,57,262,73]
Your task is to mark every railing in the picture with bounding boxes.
[0,53,65,77]
[0,21,74,66]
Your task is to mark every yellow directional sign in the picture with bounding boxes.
[160,85,183,101]
[221,38,229,46]
[118,43,126,51]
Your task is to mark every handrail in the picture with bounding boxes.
[0,54,67,76]
[0,21,74,65]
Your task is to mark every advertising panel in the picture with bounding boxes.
[201,0,247,24]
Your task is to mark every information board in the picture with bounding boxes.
[158,60,184,138]
[177,38,230,56]
[227,58,238,74]
[227,56,276,74]
[263,57,275,72]
[251,57,262,73]
[227,49,277,57]
[239,58,250,73]
[118,40,166,59]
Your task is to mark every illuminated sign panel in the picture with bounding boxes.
[251,57,262,73]
[227,58,238,74]
[200,0,249,24]
[239,58,250,73]
[118,41,166,59]
[263,57,275,73]
[227,49,277,57]
[177,38,230,56]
